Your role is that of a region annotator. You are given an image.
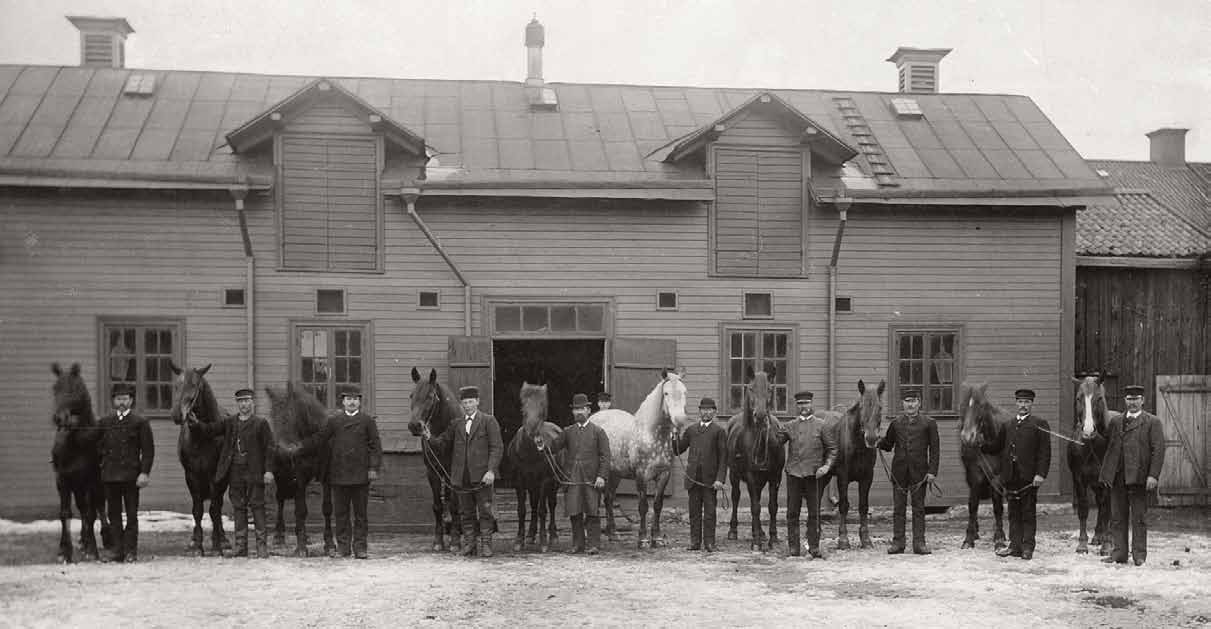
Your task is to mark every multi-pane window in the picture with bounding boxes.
[723,327,792,415]
[893,328,960,414]
[294,323,370,409]
[99,319,183,417]
[492,303,606,336]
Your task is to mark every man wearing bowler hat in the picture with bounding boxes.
[674,397,727,552]
[426,385,502,558]
[595,392,613,412]
[97,382,154,563]
[537,393,611,554]
[1100,385,1165,566]
[878,388,939,555]
[982,388,1051,560]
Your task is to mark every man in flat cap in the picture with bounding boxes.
[98,383,154,563]
[426,385,502,558]
[982,388,1050,560]
[674,397,727,552]
[878,388,939,555]
[537,393,611,554]
[595,392,613,412]
[1100,385,1165,566]
[776,391,837,558]
[188,388,276,558]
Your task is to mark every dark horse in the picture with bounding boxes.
[505,382,561,552]
[1070,375,1115,554]
[170,363,229,555]
[818,379,885,550]
[407,367,462,552]
[265,382,335,556]
[50,363,112,562]
[726,367,786,551]
[957,382,1008,550]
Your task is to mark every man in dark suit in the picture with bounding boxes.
[983,389,1051,560]
[427,385,502,558]
[776,391,838,558]
[1100,384,1166,566]
[537,393,611,554]
[97,383,154,563]
[675,397,728,552]
[878,388,940,555]
[189,388,276,558]
[296,385,382,559]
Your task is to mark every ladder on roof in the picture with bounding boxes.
[833,96,898,188]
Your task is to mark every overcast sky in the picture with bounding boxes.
[2,0,1209,161]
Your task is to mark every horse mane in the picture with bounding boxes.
[194,376,221,424]
[519,382,548,434]
[633,377,668,431]
[266,382,328,445]
[958,382,1008,446]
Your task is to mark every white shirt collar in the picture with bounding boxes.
[116,410,129,420]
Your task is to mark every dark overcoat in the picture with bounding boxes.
[430,410,503,488]
[302,410,382,486]
[547,420,610,516]
[983,414,1052,483]
[197,414,276,482]
[1099,412,1165,486]
[877,413,940,485]
[676,421,728,489]
[97,411,154,483]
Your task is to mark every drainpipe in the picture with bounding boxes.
[230,186,255,388]
[401,186,472,336]
[827,193,852,410]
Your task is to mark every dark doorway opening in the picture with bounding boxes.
[493,339,605,487]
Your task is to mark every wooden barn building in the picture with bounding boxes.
[1,17,1113,519]
[1076,129,1211,502]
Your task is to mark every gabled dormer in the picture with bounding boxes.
[225,79,428,273]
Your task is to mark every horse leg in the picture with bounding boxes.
[538,479,551,553]
[528,483,541,546]
[636,478,650,549]
[857,475,873,549]
[1094,483,1112,555]
[294,481,310,557]
[746,479,764,552]
[991,489,1006,550]
[651,473,671,547]
[766,478,780,551]
[961,486,979,549]
[210,481,229,552]
[74,485,99,560]
[727,468,741,541]
[604,476,621,542]
[93,477,113,550]
[545,478,559,542]
[513,485,527,552]
[430,475,446,552]
[56,478,73,563]
[274,484,287,547]
[1074,478,1090,553]
[835,476,851,550]
[321,481,336,553]
[187,477,205,556]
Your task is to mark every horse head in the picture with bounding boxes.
[1073,375,1109,440]
[170,361,215,425]
[853,379,886,448]
[409,367,457,437]
[743,365,775,430]
[51,362,92,429]
[658,367,689,429]
[519,382,549,437]
[265,381,327,445]
[958,381,1000,448]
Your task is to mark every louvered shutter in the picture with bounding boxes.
[280,136,379,270]
[714,148,804,277]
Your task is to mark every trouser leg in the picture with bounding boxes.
[1021,488,1038,553]
[1128,484,1149,564]
[785,475,803,553]
[249,482,268,557]
[586,516,602,550]
[570,514,585,552]
[687,487,703,548]
[909,484,926,548]
[1109,481,1129,562]
[352,484,369,554]
[1006,489,1023,552]
[333,485,352,554]
[105,482,126,558]
[891,485,907,549]
[702,487,718,547]
[804,476,822,552]
[230,476,249,554]
[122,483,140,554]
[475,485,495,537]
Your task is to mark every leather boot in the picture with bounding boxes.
[568,517,585,554]
[449,532,462,555]
[479,534,494,558]
[255,531,269,559]
[787,519,801,557]
[586,517,602,555]
[462,536,479,557]
[230,530,249,558]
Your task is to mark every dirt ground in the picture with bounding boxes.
[0,503,1208,629]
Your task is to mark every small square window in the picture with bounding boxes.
[835,296,853,312]
[657,291,678,310]
[222,288,246,308]
[418,291,440,309]
[743,292,773,318]
[316,289,346,314]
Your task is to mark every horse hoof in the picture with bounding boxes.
[960,540,974,549]
[837,538,851,551]
[273,536,286,546]
[1076,545,1089,554]
[860,540,873,550]
[56,554,70,564]
[432,543,444,552]
[751,543,761,552]
[727,531,738,541]
[294,547,308,558]
[512,542,523,552]
[539,545,549,554]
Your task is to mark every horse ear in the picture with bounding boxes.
[51,363,62,376]
[411,367,421,383]
[877,380,886,396]
[70,363,81,377]
[858,379,866,394]
[1096,374,1105,385]
[198,364,212,376]
[1071,376,1084,385]
[428,369,438,384]
[744,364,755,382]
[765,365,775,380]
[676,366,687,378]
[660,368,669,380]
[169,361,182,375]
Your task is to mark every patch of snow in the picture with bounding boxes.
[0,511,234,536]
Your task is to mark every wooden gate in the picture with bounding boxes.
[1155,375,1210,505]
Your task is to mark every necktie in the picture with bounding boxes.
[465,416,473,434]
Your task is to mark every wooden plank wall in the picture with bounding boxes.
[1076,267,1211,413]
[1155,374,1210,505]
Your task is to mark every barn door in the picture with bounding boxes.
[609,337,678,497]
[1156,375,1210,504]
[449,336,493,414]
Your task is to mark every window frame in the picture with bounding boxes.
[274,132,386,274]
[315,288,347,315]
[888,324,964,417]
[719,321,798,418]
[96,317,186,419]
[742,291,774,319]
[221,288,246,308]
[484,296,613,339]
[656,291,678,311]
[289,320,374,412]
[418,290,441,310]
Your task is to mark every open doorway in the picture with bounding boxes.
[493,339,605,487]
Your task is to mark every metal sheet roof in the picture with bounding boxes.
[0,64,1108,197]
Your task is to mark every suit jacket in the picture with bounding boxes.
[547,420,611,516]
[877,413,939,484]
[675,420,728,489]
[1100,411,1165,486]
[983,414,1051,484]
[97,411,154,483]
[196,414,275,482]
[301,410,382,486]
[430,410,502,488]
[776,414,838,478]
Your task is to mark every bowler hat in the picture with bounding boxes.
[793,391,814,403]
[458,386,479,400]
[339,384,362,399]
[570,393,591,409]
[698,397,717,409]
[234,388,255,400]
[1123,385,1146,398]
[901,388,921,400]
[596,391,612,402]
[110,383,136,398]
[1014,389,1036,401]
